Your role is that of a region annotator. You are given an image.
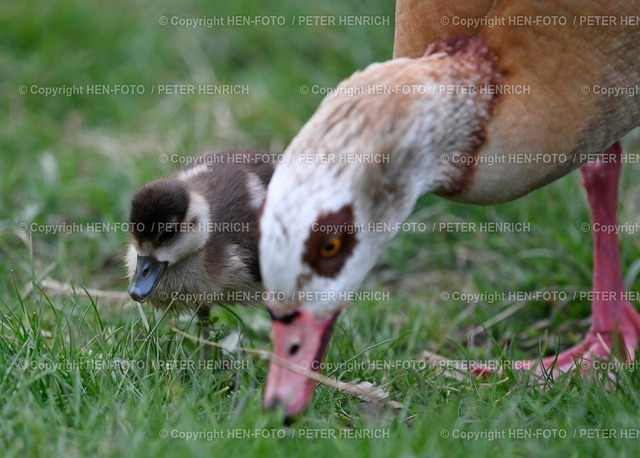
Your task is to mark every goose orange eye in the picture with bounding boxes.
[319,236,342,258]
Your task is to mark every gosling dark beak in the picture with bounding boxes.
[128,255,168,302]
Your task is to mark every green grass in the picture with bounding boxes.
[2,1,640,456]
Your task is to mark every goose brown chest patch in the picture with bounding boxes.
[426,35,503,196]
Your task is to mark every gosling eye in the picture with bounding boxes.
[158,224,179,243]
[319,236,342,258]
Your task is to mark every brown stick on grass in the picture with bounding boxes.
[170,324,403,409]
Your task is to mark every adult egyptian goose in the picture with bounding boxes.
[126,150,274,326]
[258,1,640,417]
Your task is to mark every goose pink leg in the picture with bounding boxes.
[515,142,640,375]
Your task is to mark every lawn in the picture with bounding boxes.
[2,1,640,456]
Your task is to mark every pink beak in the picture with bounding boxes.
[264,307,339,418]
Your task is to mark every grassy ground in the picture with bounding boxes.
[2,1,640,456]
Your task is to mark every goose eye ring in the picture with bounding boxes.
[319,236,342,258]
[302,204,357,278]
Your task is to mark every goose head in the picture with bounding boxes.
[259,38,500,417]
[127,179,210,302]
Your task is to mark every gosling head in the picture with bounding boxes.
[127,179,210,302]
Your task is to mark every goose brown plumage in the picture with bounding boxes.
[258,1,640,417]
